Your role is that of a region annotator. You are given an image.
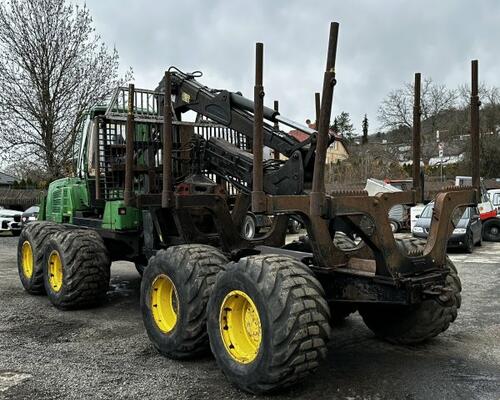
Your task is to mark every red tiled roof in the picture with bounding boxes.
[288,122,344,143]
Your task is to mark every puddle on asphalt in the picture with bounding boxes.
[108,279,137,297]
[0,370,31,392]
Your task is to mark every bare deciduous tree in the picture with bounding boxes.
[458,83,500,134]
[378,77,457,133]
[0,0,131,182]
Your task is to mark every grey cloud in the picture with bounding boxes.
[81,0,500,133]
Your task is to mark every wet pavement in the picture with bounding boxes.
[0,232,499,399]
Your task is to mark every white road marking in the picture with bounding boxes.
[0,371,31,393]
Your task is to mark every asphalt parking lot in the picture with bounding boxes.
[0,232,499,400]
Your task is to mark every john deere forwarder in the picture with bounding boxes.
[17,23,481,394]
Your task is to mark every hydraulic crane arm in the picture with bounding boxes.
[155,70,330,194]
[163,70,316,158]
[157,68,328,177]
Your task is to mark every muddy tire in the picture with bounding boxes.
[135,261,148,276]
[43,229,110,309]
[17,221,65,295]
[207,255,331,394]
[241,214,257,239]
[283,232,358,253]
[464,231,474,254]
[389,219,400,233]
[141,244,228,359]
[288,218,302,234]
[482,218,500,242]
[396,237,426,255]
[359,238,461,344]
[334,233,359,250]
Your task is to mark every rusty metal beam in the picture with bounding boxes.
[162,71,174,208]
[311,22,339,216]
[124,84,135,206]
[252,42,266,212]
[470,60,481,202]
[315,92,321,129]
[412,73,422,202]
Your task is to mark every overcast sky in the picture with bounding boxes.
[79,0,500,135]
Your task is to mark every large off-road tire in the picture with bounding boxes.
[241,214,257,239]
[287,218,302,234]
[43,229,111,309]
[206,255,331,394]
[359,238,461,344]
[283,234,359,324]
[463,231,474,254]
[135,261,148,276]
[395,236,426,254]
[17,221,66,295]
[282,232,358,253]
[482,218,500,242]
[389,219,400,233]
[141,244,228,359]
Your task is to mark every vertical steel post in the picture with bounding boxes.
[273,100,280,160]
[124,84,135,206]
[311,22,339,216]
[162,71,174,208]
[252,42,266,213]
[470,60,480,202]
[315,92,321,129]
[412,73,422,202]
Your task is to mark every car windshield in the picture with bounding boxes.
[420,204,434,218]
[420,203,470,219]
[24,206,39,213]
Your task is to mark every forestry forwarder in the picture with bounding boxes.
[17,22,481,394]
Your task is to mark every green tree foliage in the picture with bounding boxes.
[362,114,368,144]
[331,111,355,141]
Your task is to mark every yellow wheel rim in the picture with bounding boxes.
[48,250,63,292]
[151,275,178,333]
[21,241,34,279]
[219,290,262,364]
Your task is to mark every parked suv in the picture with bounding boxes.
[0,208,22,236]
[412,203,482,253]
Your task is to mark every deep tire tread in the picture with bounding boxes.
[142,244,228,359]
[17,221,66,294]
[360,238,461,344]
[44,229,110,309]
[209,255,331,394]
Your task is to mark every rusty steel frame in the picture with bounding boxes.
[315,92,321,129]
[311,22,339,217]
[253,52,481,284]
[412,72,422,202]
[470,60,481,201]
[251,42,266,213]
[149,21,479,286]
[96,20,482,305]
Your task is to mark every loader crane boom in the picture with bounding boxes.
[156,69,332,194]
